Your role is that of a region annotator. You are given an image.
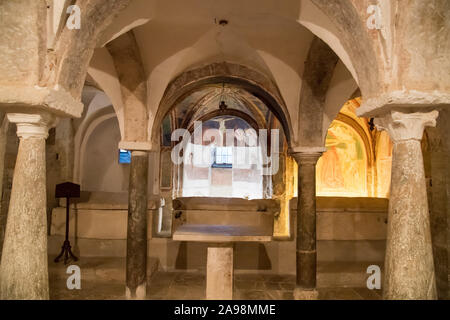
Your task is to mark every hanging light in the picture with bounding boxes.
[218,83,228,112]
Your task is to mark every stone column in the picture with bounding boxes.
[126,150,149,300]
[206,243,234,300]
[0,113,55,300]
[424,124,449,299]
[375,110,439,300]
[292,151,323,300]
[55,118,75,181]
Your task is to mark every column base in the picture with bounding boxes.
[293,288,319,300]
[125,283,147,300]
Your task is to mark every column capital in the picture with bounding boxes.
[290,151,324,165]
[7,112,57,139]
[374,110,439,143]
[356,90,450,118]
[0,86,83,118]
[118,140,154,152]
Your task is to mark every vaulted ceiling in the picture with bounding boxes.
[171,84,271,131]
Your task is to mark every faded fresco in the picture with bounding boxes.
[376,131,393,198]
[317,121,368,197]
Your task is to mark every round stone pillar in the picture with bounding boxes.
[375,110,439,300]
[292,151,323,300]
[126,150,149,300]
[0,113,54,300]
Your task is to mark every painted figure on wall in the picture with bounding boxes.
[376,131,393,198]
[317,121,367,197]
[320,130,345,190]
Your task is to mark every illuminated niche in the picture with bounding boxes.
[317,121,368,197]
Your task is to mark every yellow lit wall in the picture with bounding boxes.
[317,121,368,197]
[293,98,393,199]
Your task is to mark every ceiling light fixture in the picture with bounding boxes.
[218,83,228,112]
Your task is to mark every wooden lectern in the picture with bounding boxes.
[54,182,80,264]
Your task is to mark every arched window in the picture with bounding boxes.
[213,146,233,168]
[182,115,264,199]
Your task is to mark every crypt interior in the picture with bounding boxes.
[0,0,449,300]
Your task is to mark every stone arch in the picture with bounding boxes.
[53,0,132,99]
[152,62,293,148]
[299,0,381,99]
[296,37,339,150]
[87,48,125,140]
[322,61,359,142]
[106,31,148,142]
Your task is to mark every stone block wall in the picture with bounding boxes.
[48,196,388,275]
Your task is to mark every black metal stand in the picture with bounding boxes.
[54,197,78,265]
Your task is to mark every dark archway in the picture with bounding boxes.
[153,62,293,147]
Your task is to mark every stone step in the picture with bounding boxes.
[317,261,384,288]
[48,256,159,283]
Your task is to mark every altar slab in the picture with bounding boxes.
[173,224,273,243]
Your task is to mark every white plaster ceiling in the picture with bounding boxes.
[90,0,358,146]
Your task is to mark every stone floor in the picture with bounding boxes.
[49,263,382,300]
[146,272,382,300]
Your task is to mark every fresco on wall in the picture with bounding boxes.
[161,115,172,147]
[182,116,263,199]
[317,121,368,197]
[376,131,393,198]
[160,150,172,189]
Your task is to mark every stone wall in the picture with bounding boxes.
[48,196,387,281]
[82,117,129,193]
